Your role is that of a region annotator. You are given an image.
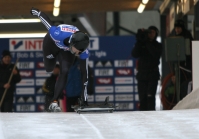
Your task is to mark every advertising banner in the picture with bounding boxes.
[0,35,138,112]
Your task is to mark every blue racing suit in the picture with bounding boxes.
[33,10,89,102]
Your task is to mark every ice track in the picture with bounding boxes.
[0,109,199,139]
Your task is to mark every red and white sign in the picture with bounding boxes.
[37,62,45,68]
[116,69,133,76]
[95,86,113,93]
[96,78,112,84]
[115,77,133,84]
[37,105,45,112]
[61,27,76,33]
[9,39,43,51]
[20,71,33,77]
[36,70,51,77]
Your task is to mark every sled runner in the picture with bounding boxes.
[72,96,116,114]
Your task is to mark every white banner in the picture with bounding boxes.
[95,69,113,76]
[115,77,133,84]
[115,86,133,93]
[95,86,114,93]
[115,103,134,110]
[115,94,134,101]
[9,39,43,51]
[16,104,35,111]
[16,88,35,95]
[17,79,34,86]
[17,62,34,69]
[95,95,114,101]
[114,60,133,67]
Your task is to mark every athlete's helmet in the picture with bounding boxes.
[69,31,89,51]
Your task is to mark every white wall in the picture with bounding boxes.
[192,41,199,90]
[106,11,160,35]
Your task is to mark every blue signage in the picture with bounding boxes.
[0,35,139,112]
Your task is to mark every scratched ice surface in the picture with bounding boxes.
[0,109,199,139]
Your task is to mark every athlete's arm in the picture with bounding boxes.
[30,8,53,30]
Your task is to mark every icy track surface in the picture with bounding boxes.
[0,109,199,139]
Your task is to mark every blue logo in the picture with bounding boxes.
[54,30,60,36]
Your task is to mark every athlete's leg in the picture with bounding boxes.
[52,50,76,101]
[78,58,89,102]
[43,33,60,72]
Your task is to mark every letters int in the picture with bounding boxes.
[25,40,43,50]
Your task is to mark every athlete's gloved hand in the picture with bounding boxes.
[30,7,40,16]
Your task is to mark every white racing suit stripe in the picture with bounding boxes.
[83,58,89,101]
[84,85,88,101]
[40,17,51,30]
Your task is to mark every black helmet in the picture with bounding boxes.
[69,31,89,51]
